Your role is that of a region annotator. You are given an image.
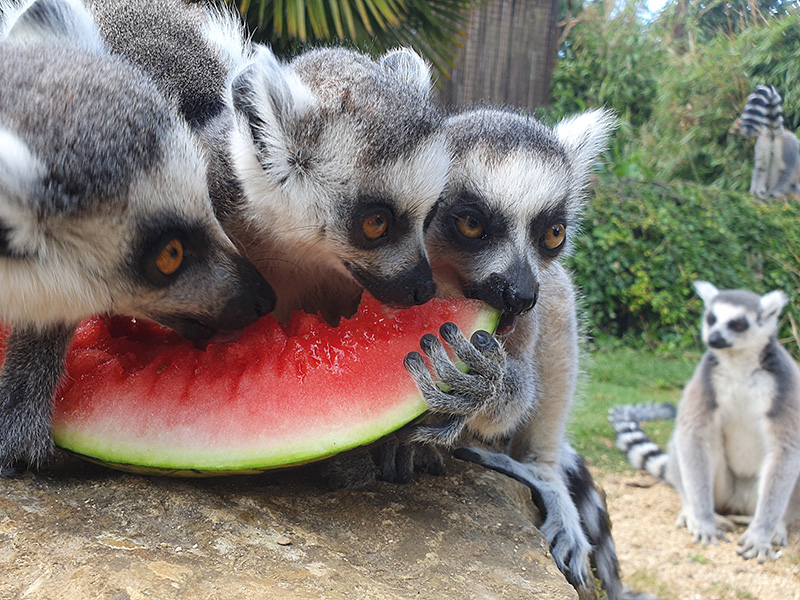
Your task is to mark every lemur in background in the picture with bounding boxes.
[611,281,800,563]
[731,84,800,200]
[0,23,275,475]
[11,0,448,325]
[400,108,636,599]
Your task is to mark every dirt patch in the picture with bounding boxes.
[596,471,800,600]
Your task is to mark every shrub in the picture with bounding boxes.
[640,14,800,190]
[569,177,800,356]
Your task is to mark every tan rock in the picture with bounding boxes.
[0,451,577,600]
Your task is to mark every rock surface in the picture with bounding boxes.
[0,450,577,600]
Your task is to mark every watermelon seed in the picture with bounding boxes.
[157,364,168,374]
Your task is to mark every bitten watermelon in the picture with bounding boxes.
[27,295,497,475]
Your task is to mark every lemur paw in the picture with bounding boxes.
[737,530,782,563]
[454,447,593,589]
[372,439,445,482]
[0,413,53,477]
[677,512,730,545]
[403,322,506,447]
[318,450,379,490]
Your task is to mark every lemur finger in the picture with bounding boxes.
[404,352,485,414]
[438,322,503,379]
[413,444,445,475]
[410,416,466,448]
[419,333,491,396]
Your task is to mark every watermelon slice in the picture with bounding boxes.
[13,295,497,476]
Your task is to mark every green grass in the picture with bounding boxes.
[568,347,698,473]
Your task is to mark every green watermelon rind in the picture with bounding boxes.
[53,307,499,476]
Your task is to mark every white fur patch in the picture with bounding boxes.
[378,134,450,217]
[0,128,48,255]
[760,289,788,319]
[554,109,615,183]
[693,280,719,305]
[461,148,570,221]
[1,0,106,52]
[200,5,250,73]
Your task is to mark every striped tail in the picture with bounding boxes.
[608,402,676,480]
[561,444,623,600]
[736,84,784,137]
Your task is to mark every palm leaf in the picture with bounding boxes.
[234,0,476,76]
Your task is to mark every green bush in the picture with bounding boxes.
[640,14,800,190]
[568,177,800,355]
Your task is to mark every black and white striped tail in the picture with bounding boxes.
[608,402,675,480]
[736,84,784,137]
[561,445,623,600]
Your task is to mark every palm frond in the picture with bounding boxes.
[233,0,476,76]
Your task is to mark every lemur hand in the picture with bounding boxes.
[403,322,506,447]
[675,511,732,546]
[738,526,783,563]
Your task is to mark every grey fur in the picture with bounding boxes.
[612,281,800,563]
[398,107,627,598]
[732,85,800,199]
[0,37,274,473]
[63,0,447,324]
[229,45,447,323]
[85,0,233,129]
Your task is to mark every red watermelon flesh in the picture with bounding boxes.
[6,294,497,475]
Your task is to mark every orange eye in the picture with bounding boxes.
[544,223,566,250]
[456,214,484,239]
[362,214,389,240]
[156,238,184,275]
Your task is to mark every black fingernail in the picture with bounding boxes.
[440,322,458,338]
[420,333,438,352]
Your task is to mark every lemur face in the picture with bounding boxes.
[230,46,446,308]
[0,44,275,341]
[426,108,614,334]
[694,281,787,353]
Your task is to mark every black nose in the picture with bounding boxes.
[502,285,537,315]
[217,257,276,330]
[412,278,437,305]
[348,257,436,308]
[707,331,730,349]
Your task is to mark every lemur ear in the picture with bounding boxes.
[554,109,616,184]
[693,280,719,305]
[759,290,788,321]
[1,0,105,51]
[379,47,433,97]
[231,45,315,174]
[0,127,45,256]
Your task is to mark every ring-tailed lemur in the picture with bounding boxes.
[398,108,635,599]
[15,0,448,326]
[610,281,800,563]
[731,84,800,200]
[0,33,275,475]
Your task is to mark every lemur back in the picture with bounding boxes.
[0,32,274,474]
[732,84,800,199]
[611,281,800,563]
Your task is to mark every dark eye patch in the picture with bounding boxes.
[728,317,749,332]
[531,208,569,258]
[706,313,717,326]
[134,216,209,288]
[347,198,409,249]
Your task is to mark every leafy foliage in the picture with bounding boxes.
[569,177,800,356]
[544,2,800,188]
[230,0,473,75]
[641,14,800,190]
